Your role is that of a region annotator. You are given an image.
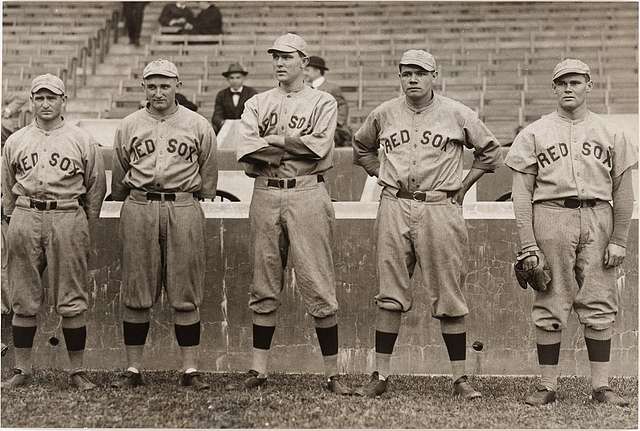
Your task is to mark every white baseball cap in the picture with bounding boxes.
[399,49,437,72]
[31,73,65,95]
[143,59,179,79]
[552,58,591,81]
[267,33,308,57]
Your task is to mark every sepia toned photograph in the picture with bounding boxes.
[0,0,637,428]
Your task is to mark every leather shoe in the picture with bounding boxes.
[525,384,557,406]
[70,370,97,391]
[325,375,353,395]
[354,371,387,397]
[592,386,629,407]
[453,375,482,400]
[111,370,143,388]
[243,369,267,389]
[180,371,210,390]
[1,368,31,389]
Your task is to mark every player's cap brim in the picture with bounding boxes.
[552,68,590,81]
[31,84,64,95]
[267,45,307,56]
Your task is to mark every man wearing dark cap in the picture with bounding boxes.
[353,49,502,399]
[211,62,257,134]
[1,73,106,390]
[506,59,636,406]
[304,56,352,147]
[111,59,217,390]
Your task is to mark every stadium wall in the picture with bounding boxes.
[2,203,637,377]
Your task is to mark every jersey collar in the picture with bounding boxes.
[403,91,437,113]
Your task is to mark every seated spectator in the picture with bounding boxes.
[1,93,29,147]
[211,63,257,134]
[193,2,222,35]
[303,56,353,147]
[159,2,194,34]
[176,93,198,112]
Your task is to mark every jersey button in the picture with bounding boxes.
[412,161,416,165]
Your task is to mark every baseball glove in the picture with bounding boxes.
[514,249,551,292]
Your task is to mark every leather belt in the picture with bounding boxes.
[29,198,77,211]
[396,189,455,201]
[266,175,324,189]
[146,192,176,201]
[563,198,597,208]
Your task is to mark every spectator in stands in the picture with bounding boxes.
[158,2,194,34]
[211,63,257,134]
[176,93,198,112]
[193,2,222,35]
[304,56,352,147]
[122,2,148,47]
[1,94,29,148]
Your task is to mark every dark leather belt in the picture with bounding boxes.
[146,192,176,201]
[563,198,597,208]
[267,175,324,189]
[396,189,455,201]
[29,199,59,210]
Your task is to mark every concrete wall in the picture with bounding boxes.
[3,203,637,376]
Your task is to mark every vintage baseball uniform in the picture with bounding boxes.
[505,111,637,331]
[1,119,106,318]
[354,94,502,316]
[236,85,338,318]
[111,104,217,317]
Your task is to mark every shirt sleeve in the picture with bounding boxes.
[1,142,17,215]
[611,130,638,178]
[197,121,218,199]
[110,124,130,201]
[353,110,381,177]
[462,115,503,172]
[236,96,285,166]
[504,128,538,175]
[82,138,107,219]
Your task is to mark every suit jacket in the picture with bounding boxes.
[211,86,258,133]
[317,80,349,127]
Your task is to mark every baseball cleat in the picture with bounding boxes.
[354,371,387,397]
[180,371,210,390]
[243,369,267,389]
[453,375,482,400]
[70,370,97,391]
[111,370,144,388]
[325,375,353,395]
[591,386,629,407]
[524,384,557,406]
[1,368,32,389]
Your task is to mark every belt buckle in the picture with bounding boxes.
[412,190,426,201]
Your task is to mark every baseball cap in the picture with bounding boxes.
[30,73,65,95]
[552,58,591,81]
[267,33,308,57]
[143,59,179,79]
[399,49,436,72]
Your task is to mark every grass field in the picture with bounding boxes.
[0,369,637,428]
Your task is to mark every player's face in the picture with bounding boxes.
[399,65,437,102]
[552,73,592,112]
[31,89,66,123]
[143,76,182,115]
[303,66,322,83]
[272,51,307,84]
[226,73,245,90]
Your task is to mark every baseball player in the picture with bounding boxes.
[1,74,106,390]
[505,59,636,406]
[235,33,351,395]
[110,59,217,390]
[353,50,502,398]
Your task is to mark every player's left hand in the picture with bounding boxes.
[265,135,285,148]
[604,243,626,268]
[450,189,465,206]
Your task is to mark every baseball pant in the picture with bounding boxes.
[119,190,205,316]
[7,196,89,318]
[248,175,338,318]
[1,219,10,314]
[375,188,470,317]
[532,200,617,331]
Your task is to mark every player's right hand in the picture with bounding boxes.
[521,255,538,271]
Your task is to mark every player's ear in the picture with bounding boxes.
[431,70,438,80]
[301,55,309,68]
[585,78,593,93]
[176,79,183,89]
